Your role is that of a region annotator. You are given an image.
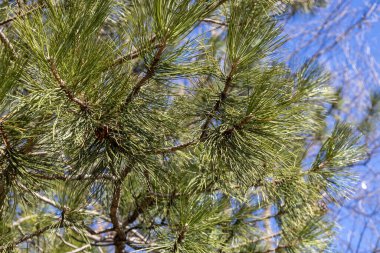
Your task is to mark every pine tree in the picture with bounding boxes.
[0,0,366,252]
[286,0,327,13]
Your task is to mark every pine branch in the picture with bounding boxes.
[67,244,91,253]
[111,36,158,68]
[56,232,79,249]
[121,196,155,227]
[48,58,89,111]
[0,222,58,251]
[18,182,109,221]
[0,3,43,26]
[223,114,255,135]
[28,172,116,181]
[202,18,227,26]
[210,0,229,10]
[124,43,166,106]
[0,121,10,149]
[200,67,235,139]
[110,166,132,253]
[15,0,25,9]
[110,1,227,69]
[261,245,289,253]
[110,183,127,253]
[71,227,113,244]
[18,182,61,208]
[0,0,364,251]
[172,224,188,253]
[151,114,269,155]
[152,140,197,154]
[229,232,282,250]
[0,29,17,56]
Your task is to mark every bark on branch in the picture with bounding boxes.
[48,58,89,111]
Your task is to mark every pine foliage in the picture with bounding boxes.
[0,0,366,252]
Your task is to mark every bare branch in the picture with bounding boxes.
[202,18,227,26]
[309,2,377,62]
[17,182,61,208]
[67,244,91,253]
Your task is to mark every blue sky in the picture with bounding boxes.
[283,1,380,251]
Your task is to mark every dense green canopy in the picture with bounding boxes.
[0,0,365,252]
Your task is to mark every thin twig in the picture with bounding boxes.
[0,29,17,56]
[0,3,43,26]
[67,244,91,253]
[172,224,188,253]
[152,140,197,154]
[309,2,377,62]
[48,58,89,111]
[200,66,236,140]
[0,223,58,250]
[111,36,158,68]
[202,18,227,26]
[124,43,166,106]
[28,171,116,181]
[56,232,78,249]
[18,182,61,208]
[229,232,282,249]
[0,122,10,149]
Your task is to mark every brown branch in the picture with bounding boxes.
[0,3,43,26]
[112,49,140,66]
[67,244,91,253]
[17,182,107,220]
[111,0,227,70]
[18,182,61,208]
[172,224,189,253]
[152,140,197,154]
[28,171,116,181]
[124,43,166,106]
[195,0,231,140]
[16,0,25,9]
[0,29,17,56]
[110,182,127,253]
[202,18,227,26]
[110,166,132,253]
[261,245,289,253]
[48,58,89,111]
[229,232,282,250]
[0,223,58,251]
[200,68,235,140]
[111,36,158,68]
[222,114,254,135]
[209,0,229,10]
[118,0,227,107]
[121,196,155,228]
[0,122,10,149]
